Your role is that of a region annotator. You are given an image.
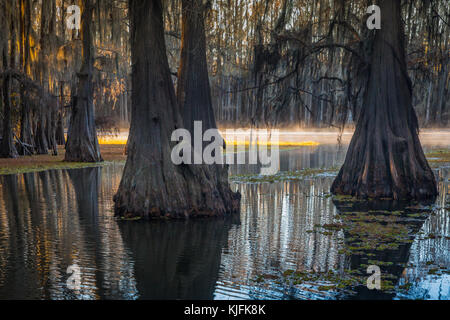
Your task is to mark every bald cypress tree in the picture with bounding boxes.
[176,0,238,214]
[65,0,103,162]
[114,0,239,219]
[0,0,18,159]
[331,0,437,200]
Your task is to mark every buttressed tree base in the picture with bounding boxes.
[331,0,437,200]
[113,0,240,219]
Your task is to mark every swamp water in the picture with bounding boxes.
[0,137,448,300]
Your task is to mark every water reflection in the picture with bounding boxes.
[229,145,347,176]
[0,167,137,300]
[0,144,448,300]
[119,217,238,300]
[333,200,430,300]
[217,178,346,300]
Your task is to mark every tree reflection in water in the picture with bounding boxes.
[333,200,431,299]
[0,167,138,299]
[119,217,238,300]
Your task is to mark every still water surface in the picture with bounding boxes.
[0,138,448,300]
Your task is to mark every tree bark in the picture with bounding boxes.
[18,0,34,156]
[56,82,66,145]
[34,113,49,155]
[65,0,103,162]
[18,88,34,156]
[114,0,240,219]
[46,98,58,156]
[0,2,18,159]
[331,0,437,200]
[0,74,18,158]
[176,0,239,211]
[177,0,217,134]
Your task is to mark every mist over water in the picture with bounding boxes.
[99,128,450,142]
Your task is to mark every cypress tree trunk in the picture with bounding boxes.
[46,99,58,156]
[19,90,34,156]
[34,0,52,156]
[34,113,49,154]
[56,82,66,145]
[56,111,66,145]
[114,0,240,219]
[18,0,34,156]
[0,74,18,158]
[65,0,102,162]
[0,3,18,159]
[331,0,437,200]
[177,0,239,212]
[177,0,217,134]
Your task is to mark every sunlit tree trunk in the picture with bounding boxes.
[65,0,103,162]
[331,0,437,200]
[114,0,240,219]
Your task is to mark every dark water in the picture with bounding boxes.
[0,144,448,300]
